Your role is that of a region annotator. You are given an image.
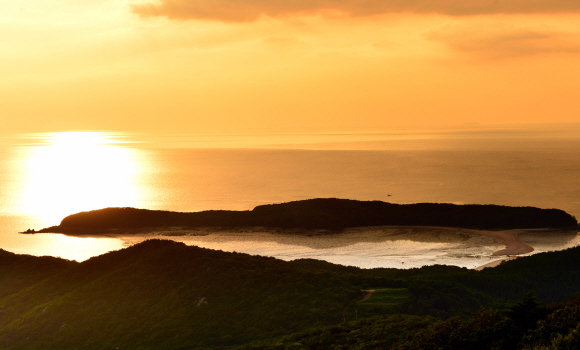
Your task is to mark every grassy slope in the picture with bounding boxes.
[0,249,75,299]
[0,240,361,349]
[2,240,580,349]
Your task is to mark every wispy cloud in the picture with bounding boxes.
[132,0,580,22]
[428,23,580,58]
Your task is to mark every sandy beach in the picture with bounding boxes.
[101,225,535,255]
[408,227,535,256]
[55,225,579,269]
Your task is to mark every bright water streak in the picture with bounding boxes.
[0,132,146,259]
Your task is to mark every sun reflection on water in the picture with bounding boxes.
[19,132,143,226]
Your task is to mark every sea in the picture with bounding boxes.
[1,124,579,268]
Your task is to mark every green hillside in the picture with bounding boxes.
[2,239,580,349]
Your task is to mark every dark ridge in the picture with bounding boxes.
[35,198,578,234]
[0,239,361,349]
[0,249,76,299]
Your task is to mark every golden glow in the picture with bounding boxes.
[19,132,142,225]
[1,2,580,134]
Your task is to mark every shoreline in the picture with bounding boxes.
[474,257,521,270]
[26,225,579,270]
[55,226,536,256]
[413,227,535,256]
[51,224,538,254]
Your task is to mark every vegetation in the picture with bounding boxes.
[37,198,578,234]
[3,239,580,348]
[251,295,580,350]
[0,240,360,349]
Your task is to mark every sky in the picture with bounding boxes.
[2,0,580,134]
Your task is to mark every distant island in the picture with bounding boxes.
[33,198,578,234]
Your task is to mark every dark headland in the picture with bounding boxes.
[34,198,578,234]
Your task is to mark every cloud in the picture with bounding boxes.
[428,24,580,57]
[131,0,580,22]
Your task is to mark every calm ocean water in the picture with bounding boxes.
[1,124,579,264]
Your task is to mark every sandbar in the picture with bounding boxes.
[52,225,551,269]
[407,227,534,256]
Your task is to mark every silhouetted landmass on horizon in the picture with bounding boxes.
[35,198,578,234]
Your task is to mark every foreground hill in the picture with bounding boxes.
[0,240,362,349]
[36,198,578,234]
[3,240,580,349]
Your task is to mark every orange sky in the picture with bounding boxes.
[2,0,580,134]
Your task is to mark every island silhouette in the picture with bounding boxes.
[34,198,578,234]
